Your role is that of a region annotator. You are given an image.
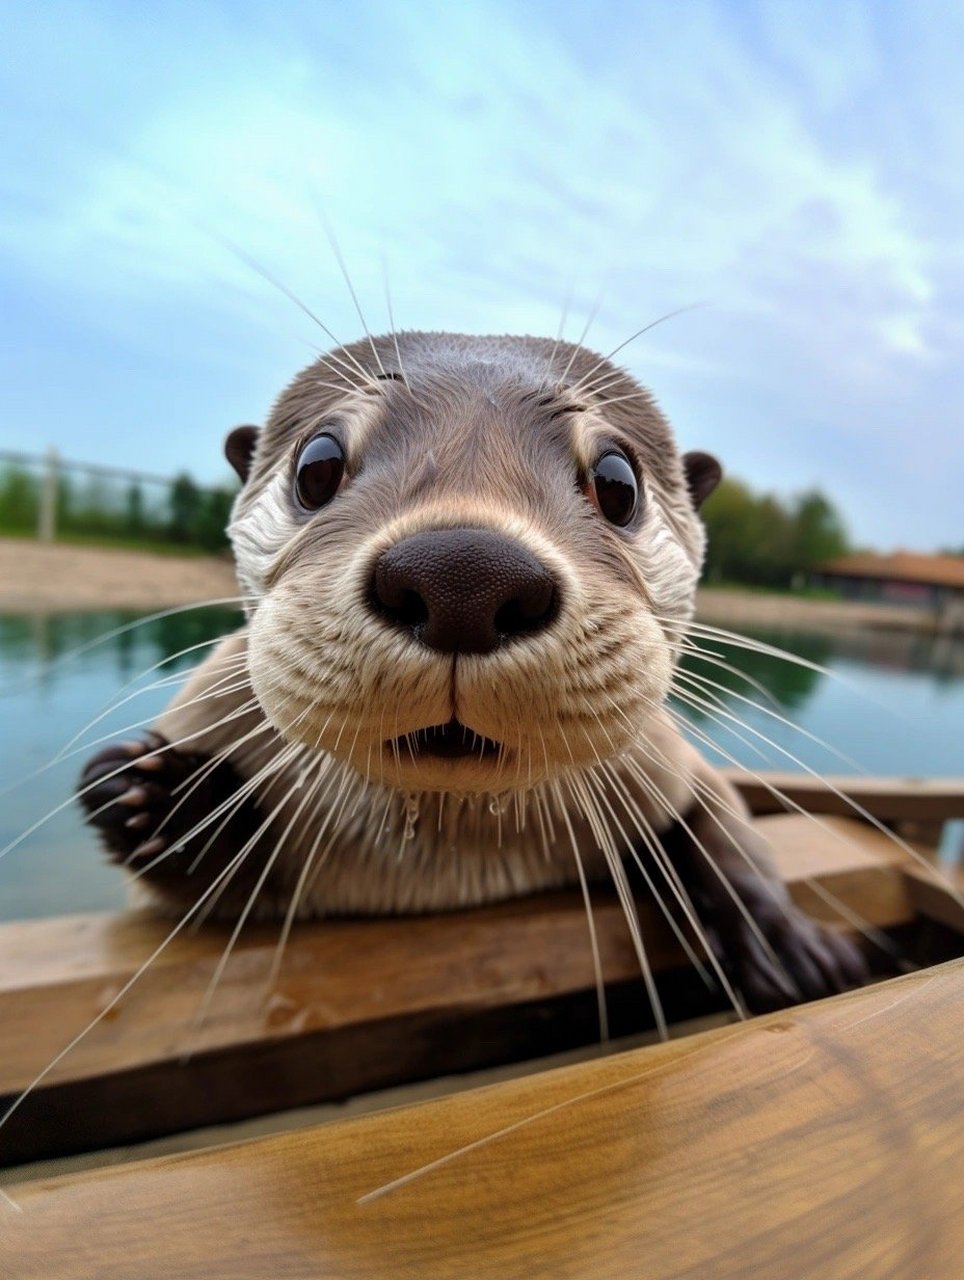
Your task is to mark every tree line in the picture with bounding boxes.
[700,478,849,588]
[0,461,235,552]
[0,455,853,585]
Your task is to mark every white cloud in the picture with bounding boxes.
[0,0,960,546]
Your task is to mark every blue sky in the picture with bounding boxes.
[1,0,961,549]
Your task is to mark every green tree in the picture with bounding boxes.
[192,486,233,551]
[0,464,39,532]
[787,490,849,570]
[701,478,849,588]
[168,473,201,543]
[125,483,144,536]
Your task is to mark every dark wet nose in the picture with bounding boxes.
[371,527,558,654]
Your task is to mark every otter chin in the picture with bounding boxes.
[77,330,868,1012]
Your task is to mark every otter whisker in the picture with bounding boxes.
[263,765,344,993]
[205,233,377,390]
[583,760,726,1000]
[557,774,668,1042]
[598,759,746,1014]
[134,740,300,886]
[677,637,787,713]
[0,597,253,697]
[381,258,412,394]
[145,710,280,853]
[188,738,311,925]
[625,709,895,963]
[192,750,331,1027]
[555,292,604,388]
[50,675,258,775]
[567,304,705,398]
[0,830,278,1143]
[663,706,943,943]
[129,724,302,881]
[53,638,247,763]
[321,222,388,380]
[670,683,774,767]
[300,767,372,900]
[544,780,608,1040]
[538,282,573,388]
[672,667,867,776]
[603,680,898,960]
[0,694,261,867]
[357,1022,772,1206]
[668,683,964,908]
[569,822,608,1042]
[618,750,793,989]
[658,617,879,707]
[0,654,246,806]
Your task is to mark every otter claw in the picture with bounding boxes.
[117,786,149,807]
[132,754,166,772]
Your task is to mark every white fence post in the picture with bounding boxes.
[38,447,59,543]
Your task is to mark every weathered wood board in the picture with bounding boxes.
[5,956,963,1280]
[0,809,955,1165]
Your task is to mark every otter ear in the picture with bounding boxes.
[225,425,260,483]
[682,451,722,510]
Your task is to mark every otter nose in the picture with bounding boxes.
[372,528,557,655]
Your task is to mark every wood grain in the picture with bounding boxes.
[5,957,963,1280]
[725,769,964,823]
[1,814,937,1164]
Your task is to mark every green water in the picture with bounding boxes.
[0,608,962,921]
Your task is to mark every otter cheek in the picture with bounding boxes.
[246,593,313,742]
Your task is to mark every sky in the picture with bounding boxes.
[1,0,962,551]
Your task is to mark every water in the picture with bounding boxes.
[0,609,962,921]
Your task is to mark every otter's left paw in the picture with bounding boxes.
[725,898,868,1013]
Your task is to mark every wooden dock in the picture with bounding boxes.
[2,773,962,1278]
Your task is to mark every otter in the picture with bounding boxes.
[77,331,866,1012]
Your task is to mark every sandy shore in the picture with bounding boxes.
[694,587,936,634]
[0,539,239,612]
[0,537,940,634]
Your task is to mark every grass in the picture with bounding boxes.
[0,530,227,558]
[699,579,843,601]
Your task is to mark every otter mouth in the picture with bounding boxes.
[386,718,502,761]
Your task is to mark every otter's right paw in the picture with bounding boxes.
[77,731,217,869]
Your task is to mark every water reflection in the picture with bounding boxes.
[677,629,832,712]
[0,611,961,920]
[674,624,964,794]
[0,607,242,921]
[0,606,243,680]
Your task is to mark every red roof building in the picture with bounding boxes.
[811,551,964,623]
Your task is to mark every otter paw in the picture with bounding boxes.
[726,903,868,1014]
[77,731,208,869]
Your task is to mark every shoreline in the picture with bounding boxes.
[0,538,239,613]
[694,586,944,636]
[0,538,949,636]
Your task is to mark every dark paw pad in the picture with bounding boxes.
[729,904,869,1014]
[77,731,209,869]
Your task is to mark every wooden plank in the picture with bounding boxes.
[0,815,934,1165]
[725,769,964,822]
[5,957,963,1280]
[902,862,964,934]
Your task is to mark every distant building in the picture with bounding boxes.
[811,551,964,628]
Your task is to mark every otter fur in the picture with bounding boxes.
[78,332,867,1011]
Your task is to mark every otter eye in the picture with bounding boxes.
[590,450,639,526]
[294,434,345,510]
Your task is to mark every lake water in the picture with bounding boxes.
[1,608,962,921]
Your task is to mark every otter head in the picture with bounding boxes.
[225,332,719,795]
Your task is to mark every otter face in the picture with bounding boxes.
[227,333,718,794]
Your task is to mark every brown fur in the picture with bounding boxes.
[81,331,867,1011]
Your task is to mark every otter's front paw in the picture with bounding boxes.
[77,731,217,870]
[723,894,868,1013]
